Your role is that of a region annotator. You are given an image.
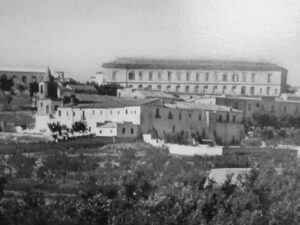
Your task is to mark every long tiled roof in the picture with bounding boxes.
[164,101,241,112]
[67,84,97,93]
[60,96,159,109]
[134,89,177,99]
[102,57,285,71]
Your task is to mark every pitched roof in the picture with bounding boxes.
[43,67,52,82]
[164,101,241,112]
[103,57,285,71]
[60,96,159,109]
[67,84,97,93]
[98,122,117,128]
[134,89,177,99]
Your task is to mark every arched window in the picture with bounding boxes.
[185,85,190,93]
[46,105,49,114]
[166,85,171,91]
[22,76,27,83]
[168,111,173,119]
[241,86,246,95]
[157,85,162,90]
[232,86,236,93]
[176,85,180,92]
[204,85,208,94]
[138,84,143,88]
[274,88,278,95]
[194,85,199,93]
[148,85,152,90]
[213,85,218,94]
[40,84,43,94]
[250,86,255,95]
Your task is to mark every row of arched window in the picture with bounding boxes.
[137,84,276,95]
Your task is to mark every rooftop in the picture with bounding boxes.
[60,96,159,109]
[0,67,46,73]
[67,84,97,93]
[133,89,178,99]
[103,57,285,71]
[164,101,242,112]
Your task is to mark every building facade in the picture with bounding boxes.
[216,95,300,121]
[102,58,288,97]
[0,67,46,89]
[50,97,244,145]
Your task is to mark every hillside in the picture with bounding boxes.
[0,141,299,224]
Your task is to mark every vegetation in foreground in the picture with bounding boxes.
[0,142,299,225]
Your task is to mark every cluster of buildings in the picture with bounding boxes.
[1,57,299,145]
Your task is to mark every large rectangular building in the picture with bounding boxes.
[216,94,300,121]
[49,96,244,145]
[0,67,46,88]
[102,58,288,97]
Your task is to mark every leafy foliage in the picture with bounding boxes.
[94,83,122,96]
[72,121,87,132]
[0,142,299,225]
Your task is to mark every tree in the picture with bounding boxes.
[72,121,87,132]
[94,83,122,96]
[0,76,13,91]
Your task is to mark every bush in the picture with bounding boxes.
[72,121,87,132]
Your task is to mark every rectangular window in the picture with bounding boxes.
[130,128,134,134]
[268,73,272,83]
[186,72,190,81]
[158,72,162,81]
[196,73,200,81]
[58,110,61,116]
[128,71,135,80]
[251,73,256,82]
[232,115,236,123]
[176,72,181,81]
[248,103,251,111]
[205,72,209,81]
[112,71,117,80]
[242,74,246,82]
[122,128,126,134]
[168,72,172,81]
[218,115,222,122]
[139,72,143,81]
[149,72,153,81]
[223,74,227,82]
[73,112,75,116]
[172,125,175,133]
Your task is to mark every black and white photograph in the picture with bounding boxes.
[0,0,299,224]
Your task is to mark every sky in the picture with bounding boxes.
[0,0,300,84]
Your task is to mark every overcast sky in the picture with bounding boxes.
[0,0,299,84]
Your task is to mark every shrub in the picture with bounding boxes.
[72,121,87,132]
